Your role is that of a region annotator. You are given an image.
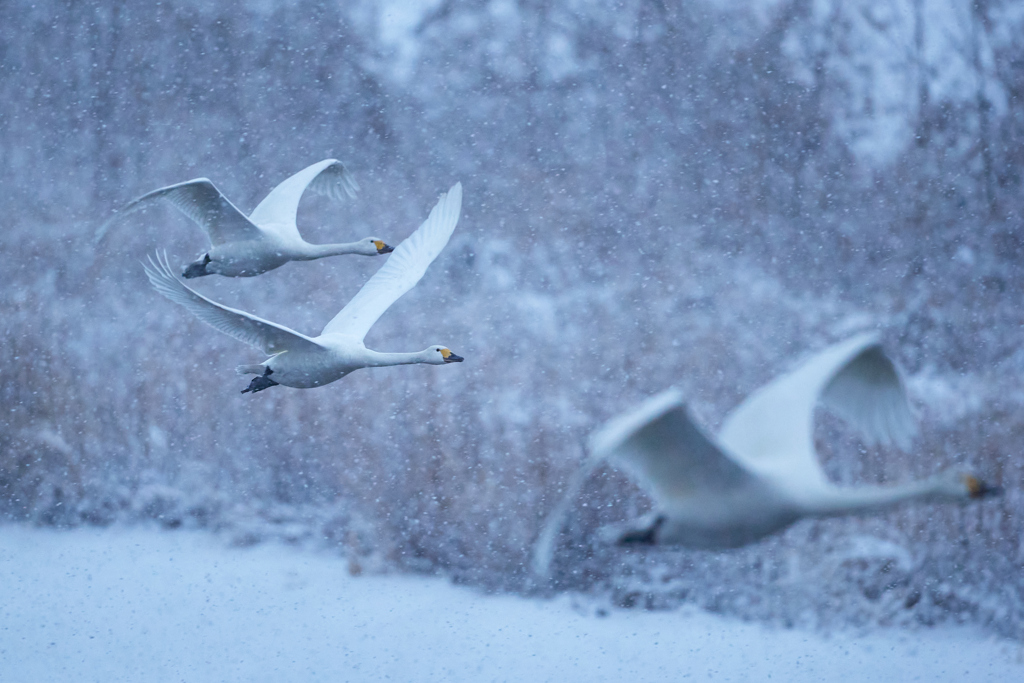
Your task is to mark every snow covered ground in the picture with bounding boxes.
[1,526,1021,682]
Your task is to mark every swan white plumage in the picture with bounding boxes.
[142,183,464,393]
[532,333,1000,577]
[101,159,394,278]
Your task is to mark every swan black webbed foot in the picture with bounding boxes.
[616,515,667,546]
[241,367,279,394]
[182,253,211,279]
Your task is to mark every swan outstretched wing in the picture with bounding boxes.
[532,389,754,578]
[142,251,322,355]
[592,388,756,504]
[98,179,264,246]
[248,159,359,241]
[320,183,462,340]
[718,332,915,485]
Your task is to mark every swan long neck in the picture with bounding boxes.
[298,242,365,259]
[362,349,431,367]
[804,477,950,517]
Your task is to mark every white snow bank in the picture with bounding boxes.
[0,526,1020,683]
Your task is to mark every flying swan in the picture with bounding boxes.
[143,183,464,393]
[101,159,393,277]
[533,333,1000,577]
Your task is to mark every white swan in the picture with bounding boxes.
[142,183,464,393]
[533,333,1000,577]
[101,159,393,278]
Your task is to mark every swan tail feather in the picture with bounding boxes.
[236,364,265,376]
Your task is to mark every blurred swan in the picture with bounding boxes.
[100,159,393,277]
[143,183,464,393]
[533,333,1000,577]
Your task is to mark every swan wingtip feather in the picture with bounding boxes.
[588,387,686,458]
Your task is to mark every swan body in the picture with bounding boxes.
[533,333,1000,577]
[143,183,464,392]
[102,159,393,278]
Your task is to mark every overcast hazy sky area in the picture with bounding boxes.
[1,0,1023,643]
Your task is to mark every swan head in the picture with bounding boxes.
[961,473,1002,499]
[931,471,1002,500]
[425,346,464,365]
[182,253,211,279]
[355,237,393,256]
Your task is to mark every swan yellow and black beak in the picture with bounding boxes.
[965,475,1003,499]
[374,240,394,255]
[441,348,464,363]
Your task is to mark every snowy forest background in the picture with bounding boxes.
[2,0,1022,637]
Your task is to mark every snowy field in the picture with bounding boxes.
[0,526,1021,682]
